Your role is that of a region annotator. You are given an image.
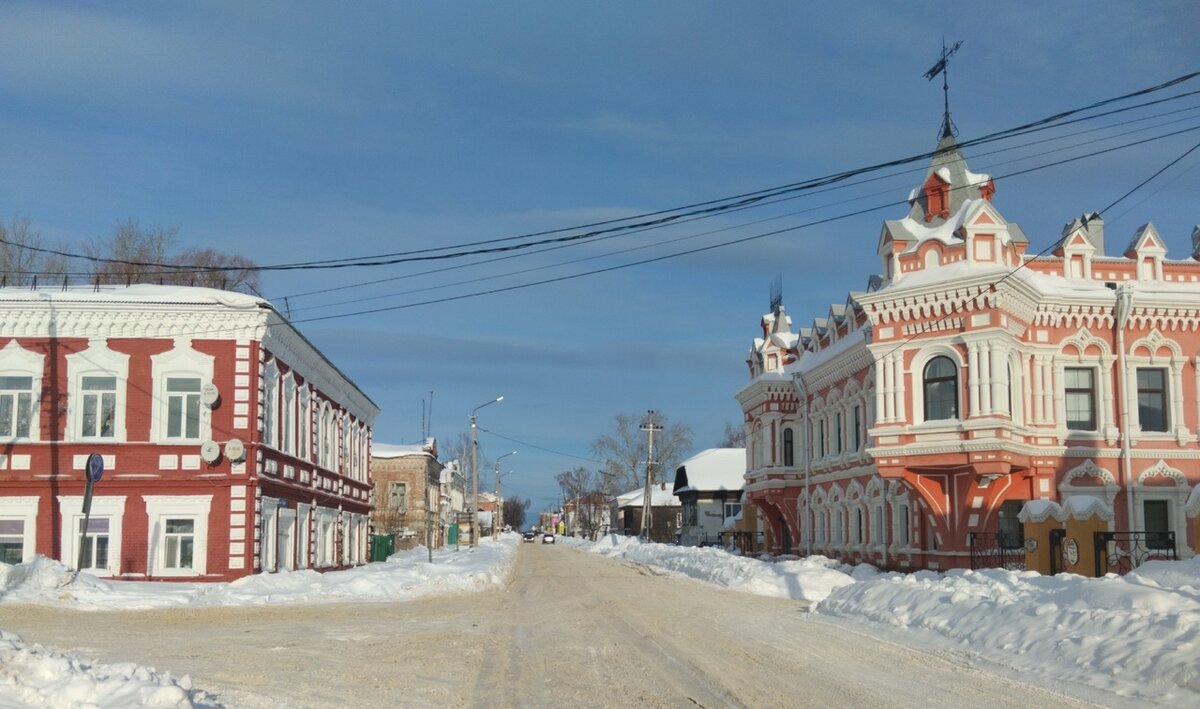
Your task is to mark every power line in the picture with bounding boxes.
[4,73,1199,280]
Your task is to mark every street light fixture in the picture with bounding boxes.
[494,451,516,535]
[470,395,503,548]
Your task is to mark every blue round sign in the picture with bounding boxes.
[86,453,104,482]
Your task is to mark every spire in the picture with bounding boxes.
[924,39,963,139]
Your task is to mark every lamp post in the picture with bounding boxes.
[494,451,516,535]
[470,395,503,548]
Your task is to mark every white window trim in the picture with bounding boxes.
[1124,330,1188,443]
[261,359,279,450]
[1055,330,1116,442]
[57,495,127,575]
[0,496,40,563]
[0,341,44,443]
[909,343,965,425]
[65,340,130,442]
[150,341,214,444]
[1132,462,1191,559]
[144,494,212,576]
[282,372,296,456]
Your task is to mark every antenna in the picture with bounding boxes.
[923,39,963,139]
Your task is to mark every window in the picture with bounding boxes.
[896,503,911,547]
[0,519,24,564]
[164,519,195,569]
[1143,500,1171,550]
[78,517,110,570]
[854,508,864,544]
[852,405,861,452]
[724,501,742,520]
[1137,368,1168,433]
[834,413,843,454]
[298,388,310,460]
[282,376,296,454]
[0,376,34,438]
[682,499,697,527]
[872,505,884,543]
[1064,367,1097,431]
[166,377,201,439]
[997,500,1024,549]
[817,420,825,458]
[389,482,408,511]
[923,356,958,420]
[80,376,117,438]
[782,428,794,467]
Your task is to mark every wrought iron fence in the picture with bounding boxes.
[1093,531,1176,576]
[968,531,1026,571]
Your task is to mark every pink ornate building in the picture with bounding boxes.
[739,129,1200,572]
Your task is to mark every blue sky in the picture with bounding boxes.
[2,2,1198,510]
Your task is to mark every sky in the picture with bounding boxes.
[3,538,1199,705]
[1,2,1198,509]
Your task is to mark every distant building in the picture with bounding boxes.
[673,448,746,546]
[739,123,1200,574]
[612,483,681,543]
[371,439,443,550]
[0,285,378,580]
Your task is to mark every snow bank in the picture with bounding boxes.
[586,534,856,601]
[0,630,218,708]
[0,536,517,611]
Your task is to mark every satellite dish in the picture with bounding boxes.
[200,440,221,464]
[225,438,245,462]
[200,383,220,407]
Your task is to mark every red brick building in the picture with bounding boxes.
[0,284,378,580]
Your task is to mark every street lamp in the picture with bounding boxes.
[494,451,516,534]
[470,395,503,548]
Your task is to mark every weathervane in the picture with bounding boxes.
[924,39,963,139]
[769,275,783,313]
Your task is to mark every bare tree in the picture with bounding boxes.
[717,420,746,448]
[590,411,693,493]
[171,247,261,293]
[502,497,531,531]
[0,216,44,287]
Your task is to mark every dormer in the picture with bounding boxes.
[959,199,1021,268]
[1056,217,1097,280]
[1125,222,1167,281]
[922,169,951,223]
[878,222,914,283]
[1190,225,1200,261]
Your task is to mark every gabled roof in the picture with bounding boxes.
[672,448,746,495]
[907,134,993,225]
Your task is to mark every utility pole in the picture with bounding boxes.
[469,396,503,548]
[494,451,515,535]
[639,410,662,540]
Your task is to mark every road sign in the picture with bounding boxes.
[86,453,104,482]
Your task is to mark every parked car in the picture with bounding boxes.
[523,531,536,543]
[542,532,555,544]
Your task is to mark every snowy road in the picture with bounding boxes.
[0,544,1100,708]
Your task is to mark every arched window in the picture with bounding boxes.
[782,428,794,467]
[923,356,959,421]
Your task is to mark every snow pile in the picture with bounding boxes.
[818,560,1200,703]
[0,536,517,610]
[0,630,217,708]
[587,534,856,601]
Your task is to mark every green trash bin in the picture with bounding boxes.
[447,523,459,545]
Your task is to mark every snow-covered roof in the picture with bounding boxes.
[673,448,746,494]
[0,283,266,309]
[372,441,434,459]
[614,484,681,508]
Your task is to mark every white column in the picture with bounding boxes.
[979,342,993,415]
[968,342,980,418]
[990,343,1007,416]
[875,357,887,424]
[893,353,907,422]
[1171,362,1186,436]
[882,355,895,422]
